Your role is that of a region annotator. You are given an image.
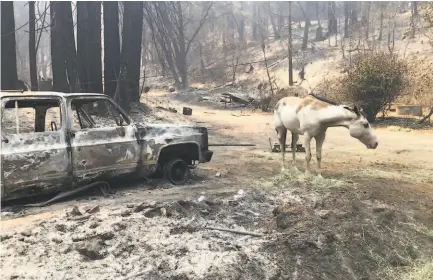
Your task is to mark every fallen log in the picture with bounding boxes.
[156,106,177,113]
[221,93,251,105]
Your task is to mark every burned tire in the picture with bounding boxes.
[163,158,191,185]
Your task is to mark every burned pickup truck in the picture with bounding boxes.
[0,91,213,201]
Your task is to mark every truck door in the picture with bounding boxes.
[68,97,140,183]
[1,97,71,199]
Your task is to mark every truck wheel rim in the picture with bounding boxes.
[169,161,188,183]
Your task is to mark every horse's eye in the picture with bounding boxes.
[363,123,369,128]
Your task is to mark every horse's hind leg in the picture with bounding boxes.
[276,127,287,170]
[315,131,326,177]
[291,133,299,169]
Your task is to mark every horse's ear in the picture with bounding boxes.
[353,105,361,116]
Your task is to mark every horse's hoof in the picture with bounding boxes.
[317,173,323,179]
[281,167,286,172]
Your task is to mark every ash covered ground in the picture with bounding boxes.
[2,170,432,280]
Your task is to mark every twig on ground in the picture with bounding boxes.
[208,143,256,147]
[204,226,264,237]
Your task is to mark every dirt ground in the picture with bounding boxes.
[1,88,433,280]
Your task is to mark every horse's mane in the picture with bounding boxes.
[309,93,368,119]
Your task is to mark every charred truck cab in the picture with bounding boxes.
[0,92,213,201]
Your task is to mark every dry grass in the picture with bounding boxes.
[259,168,348,189]
[386,260,433,280]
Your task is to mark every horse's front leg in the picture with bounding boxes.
[276,128,287,171]
[304,134,312,175]
[315,131,326,178]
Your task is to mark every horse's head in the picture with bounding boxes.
[348,106,378,149]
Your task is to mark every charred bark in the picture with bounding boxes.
[344,2,349,38]
[288,1,293,86]
[50,2,69,93]
[267,2,279,39]
[378,4,384,41]
[56,1,78,92]
[350,1,358,26]
[29,1,38,90]
[327,2,337,35]
[237,2,245,42]
[314,1,324,41]
[121,1,143,102]
[103,1,120,98]
[77,2,102,94]
[298,2,311,50]
[1,2,19,90]
[252,3,258,41]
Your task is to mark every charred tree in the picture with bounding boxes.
[288,1,293,86]
[314,1,324,41]
[364,2,371,40]
[121,1,143,103]
[327,2,337,35]
[252,3,258,41]
[238,2,245,42]
[29,1,38,90]
[50,2,69,93]
[1,2,18,90]
[410,1,417,39]
[350,1,358,26]
[378,3,385,40]
[103,1,120,98]
[344,1,349,38]
[56,1,78,92]
[267,2,279,39]
[77,2,102,93]
[298,2,311,50]
[144,2,212,89]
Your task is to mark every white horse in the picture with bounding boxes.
[274,94,378,176]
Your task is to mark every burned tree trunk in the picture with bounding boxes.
[121,1,143,103]
[299,2,311,50]
[267,2,279,39]
[29,1,38,90]
[175,2,188,89]
[50,2,69,93]
[327,2,337,35]
[77,2,102,93]
[103,1,120,98]
[344,2,349,38]
[238,2,245,42]
[314,1,324,41]
[252,3,258,41]
[288,1,293,86]
[1,2,18,90]
[378,3,385,40]
[56,1,78,92]
[350,1,358,26]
